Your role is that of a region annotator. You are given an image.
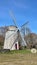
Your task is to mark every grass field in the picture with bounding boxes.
[0,50,37,65]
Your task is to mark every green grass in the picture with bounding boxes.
[0,49,31,54]
[10,49,31,54]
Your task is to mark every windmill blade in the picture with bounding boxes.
[18,30,27,46]
[26,27,31,34]
[20,21,29,35]
[10,11,17,27]
[21,21,29,29]
[10,30,27,50]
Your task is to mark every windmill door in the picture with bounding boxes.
[15,44,17,49]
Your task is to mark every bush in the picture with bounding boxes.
[20,46,27,50]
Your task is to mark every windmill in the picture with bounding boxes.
[3,11,29,50]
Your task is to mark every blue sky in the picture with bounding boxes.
[0,0,37,33]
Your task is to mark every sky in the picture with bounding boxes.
[0,0,37,33]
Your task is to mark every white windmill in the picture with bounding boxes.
[3,11,29,50]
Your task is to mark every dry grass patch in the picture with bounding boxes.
[0,50,37,65]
